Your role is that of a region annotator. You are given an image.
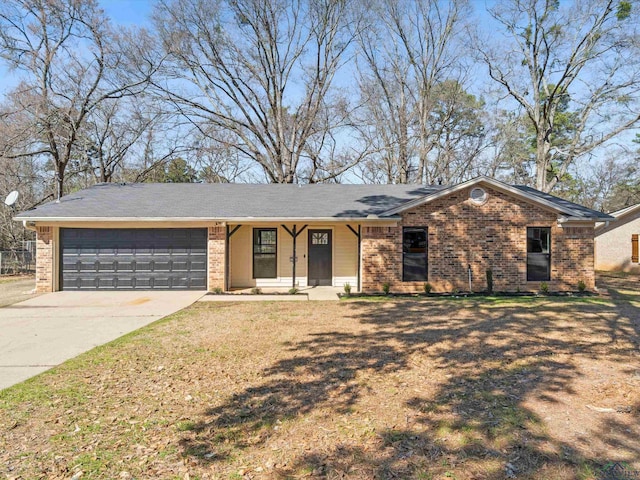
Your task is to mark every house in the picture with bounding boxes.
[595,203,640,273]
[14,176,612,294]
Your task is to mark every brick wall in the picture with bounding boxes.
[35,226,54,293]
[208,226,226,291]
[361,185,595,293]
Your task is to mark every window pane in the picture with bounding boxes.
[403,228,427,253]
[404,254,427,281]
[312,232,329,245]
[254,254,276,278]
[527,227,550,281]
[403,227,427,281]
[253,229,277,278]
[527,227,549,253]
[261,230,276,245]
[527,254,550,281]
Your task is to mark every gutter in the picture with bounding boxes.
[22,220,37,231]
[556,215,614,227]
[12,215,401,223]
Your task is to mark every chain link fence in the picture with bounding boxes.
[0,241,36,275]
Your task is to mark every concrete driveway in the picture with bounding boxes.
[0,290,205,390]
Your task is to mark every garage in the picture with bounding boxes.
[60,228,207,290]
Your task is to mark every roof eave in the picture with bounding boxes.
[380,176,588,218]
[610,203,640,219]
[13,215,401,223]
[558,215,612,224]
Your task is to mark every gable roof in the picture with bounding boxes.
[380,176,612,220]
[609,203,640,219]
[14,177,612,222]
[595,202,640,234]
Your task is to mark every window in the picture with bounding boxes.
[469,187,488,205]
[403,227,427,281]
[253,228,277,278]
[311,232,329,245]
[527,227,550,281]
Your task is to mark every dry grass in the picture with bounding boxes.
[0,274,639,479]
[0,275,38,307]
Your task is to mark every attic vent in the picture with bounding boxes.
[470,187,488,205]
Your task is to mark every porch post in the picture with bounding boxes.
[282,224,308,288]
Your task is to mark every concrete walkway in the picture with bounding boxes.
[199,286,343,302]
[0,290,204,390]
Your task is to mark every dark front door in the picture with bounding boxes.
[308,229,332,286]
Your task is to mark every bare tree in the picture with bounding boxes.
[80,99,158,183]
[478,0,640,193]
[0,0,159,197]
[190,129,253,183]
[354,0,475,184]
[153,0,358,184]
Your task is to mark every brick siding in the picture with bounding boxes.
[208,226,226,291]
[35,226,54,293]
[361,186,595,293]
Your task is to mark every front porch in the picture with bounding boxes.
[210,286,343,301]
[212,223,363,292]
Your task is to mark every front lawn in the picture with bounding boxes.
[1,281,638,479]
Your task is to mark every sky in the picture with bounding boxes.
[0,0,633,174]
[0,0,496,94]
[0,0,154,94]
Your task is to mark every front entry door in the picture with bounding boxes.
[308,229,332,286]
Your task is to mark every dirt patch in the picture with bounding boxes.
[0,275,638,479]
[0,276,38,307]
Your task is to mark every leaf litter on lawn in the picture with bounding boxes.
[0,274,639,479]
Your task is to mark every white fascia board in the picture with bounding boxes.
[557,216,604,225]
[14,216,401,224]
[380,175,586,218]
[610,203,640,219]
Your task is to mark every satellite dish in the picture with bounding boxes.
[4,190,19,207]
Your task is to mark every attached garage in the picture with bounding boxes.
[60,228,207,290]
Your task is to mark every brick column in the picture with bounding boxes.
[208,226,226,291]
[361,225,401,293]
[35,226,54,293]
[555,225,596,291]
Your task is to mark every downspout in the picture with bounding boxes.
[292,225,297,288]
[357,225,361,292]
[346,224,362,292]
[226,225,242,291]
[225,225,230,291]
[22,221,37,231]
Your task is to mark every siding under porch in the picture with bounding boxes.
[228,224,359,290]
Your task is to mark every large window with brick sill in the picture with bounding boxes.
[253,228,277,278]
[403,227,428,281]
[527,227,550,281]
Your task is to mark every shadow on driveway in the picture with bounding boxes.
[0,290,204,390]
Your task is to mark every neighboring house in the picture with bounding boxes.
[595,203,640,273]
[14,176,612,294]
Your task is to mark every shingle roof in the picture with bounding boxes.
[14,179,612,221]
[512,185,613,220]
[15,182,444,220]
[609,203,640,218]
